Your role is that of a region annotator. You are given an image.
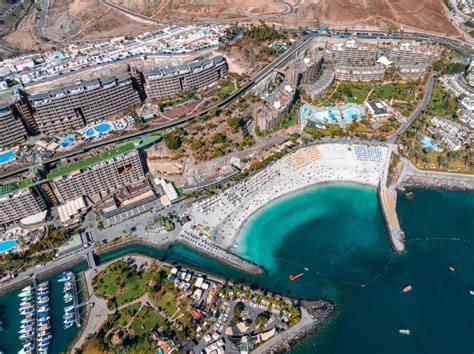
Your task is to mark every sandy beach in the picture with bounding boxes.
[184,143,390,250]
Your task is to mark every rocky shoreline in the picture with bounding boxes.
[259,300,335,353]
[400,175,474,192]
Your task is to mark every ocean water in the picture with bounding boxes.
[0,186,472,353]
[238,185,474,353]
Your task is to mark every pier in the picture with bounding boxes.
[378,186,405,253]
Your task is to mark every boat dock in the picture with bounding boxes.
[378,186,405,253]
[17,278,52,353]
[59,272,82,329]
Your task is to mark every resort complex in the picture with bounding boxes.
[0,15,473,354]
[144,56,229,99]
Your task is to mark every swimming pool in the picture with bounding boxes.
[300,103,364,127]
[0,150,15,165]
[95,122,112,133]
[0,240,16,254]
[421,136,443,152]
[84,122,113,137]
[60,135,75,148]
[343,107,363,121]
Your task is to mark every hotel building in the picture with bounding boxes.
[19,75,141,135]
[256,84,296,132]
[328,40,378,66]
[297,53,323,85]
[49,149,146,204]
[0,103,28,147]
[386,42,441,65]
[0,184,46,227]
[398,64,428,79]
[335,65,385,81]
[143,56,228,99]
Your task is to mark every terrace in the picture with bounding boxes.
[47,135,161,179]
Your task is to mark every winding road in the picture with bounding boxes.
[387,74,437,143]
[101,0,294,26]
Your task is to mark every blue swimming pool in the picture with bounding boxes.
[95,122,112,133]
[0,240,16,254]
[300,103,363,126]
[421,136,443,152]
[343,107,363,121]
[84,122,113,137]
[0,150,15,164]
[60,135,74,148]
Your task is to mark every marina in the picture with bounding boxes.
[17,280,51,354]
[58,272,81,330]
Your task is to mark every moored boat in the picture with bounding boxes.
[289,272,304,281]
[402,285,412,293]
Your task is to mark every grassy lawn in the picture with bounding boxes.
[155,289,178,317]
[131,306,165,336]
[92,261,152,308]
[218,81,236,96]
[116,303,141,327]
[326,82,371,105]
[373,84,397,99]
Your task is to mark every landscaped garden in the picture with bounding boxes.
[92,260,154,308]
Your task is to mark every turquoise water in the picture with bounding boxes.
[343,107,362,121]
[238,185,474,353]
[421,136,443,152]
[0,240,16,253]
[94,122,112,133]
[59,135,74,148]
[300,103,362,126]
[0,150,15,164]
[84,122,112,137]
[0,186,473,353]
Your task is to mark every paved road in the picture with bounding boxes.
[387,74,437,143]
[37,0,51,40]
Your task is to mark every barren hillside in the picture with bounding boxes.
[3,0,462,49]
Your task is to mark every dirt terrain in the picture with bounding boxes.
[1,0,462,50]
[44,0,156,40]
[113,0,286,22]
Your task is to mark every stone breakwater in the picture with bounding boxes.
[255,300,335,354]
[401,174,474,191]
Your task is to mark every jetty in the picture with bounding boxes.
[178,231,264,275]
[378,147,406,253]
[378,186,405,253]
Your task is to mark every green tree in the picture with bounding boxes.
[212,133,227,144]
[163,134,182,150]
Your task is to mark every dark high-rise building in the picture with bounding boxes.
[144,56,228,99]
[20,75,141,135]
[0,183,46,227]
[0,103,28,148]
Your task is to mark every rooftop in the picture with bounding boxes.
[47,134,161,179]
